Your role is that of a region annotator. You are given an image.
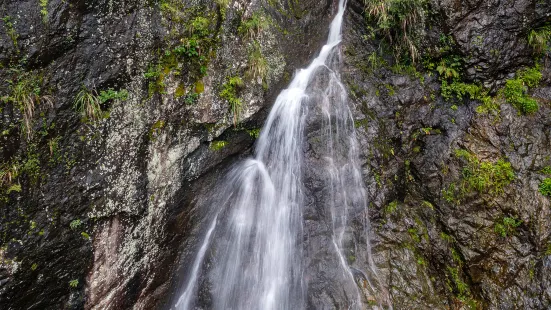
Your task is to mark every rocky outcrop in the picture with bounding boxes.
[344,0,551,308]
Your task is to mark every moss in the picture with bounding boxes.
[149,120,166,141]
[541,166,551,175]
[539,178,551,197]
[503,66,542,114]
[447,266,469,298]
[98,88,128,103]
[39,0,48,23]
[408,227,421,243]
[175,83,186,98]
[385,200,398,214]
[194,80,205,94]
[494,216,522,237]
[210,140,228,151]
[440,232,453,243]
[245,128,261,138]
[454,149,515,195]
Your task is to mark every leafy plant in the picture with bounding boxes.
[239,12,269,40]
[2,16,18,49]
[69,279,79,288]
[539,178,551,197]
[6,183,21,194]
[98,88,128,103]
[503,66,542,114]
[70,219,82,230]
[210,140,228,151]
[246,41,268,84]
[39,0,48,23]
[2,71,52,139]
[73,87,102,121]
[494,216,522,237]
[216,0,230,19]
[81,232,91,240]
[528,25,551,55]
[364,0,428,62]
[220,76,244,125]
[454,149,515,195]
[184,92,199,105]
[385,200,398,214]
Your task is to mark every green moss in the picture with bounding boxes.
[246,128,261,138]
[494,216,522,237]
[39,0,48,23]
[541,166,551,175]
[195,80,205,94]
[408,227,421,243]
[385,200,398,214]
[454,149,515,195]
[98,88,128,103]
[503,66,542,114]
[210,140,228,151]
[447,266,469,298]
[175,83,186,98]
[440,232,453,243]
[539,178,551,197]
[149,120,166,141]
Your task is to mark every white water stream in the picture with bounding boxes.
[174,1,389,309]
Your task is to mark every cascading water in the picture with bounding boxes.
[174,1,390,309]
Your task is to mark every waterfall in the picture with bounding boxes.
[174,0,389,309]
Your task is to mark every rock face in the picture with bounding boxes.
[0,0,550,309]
